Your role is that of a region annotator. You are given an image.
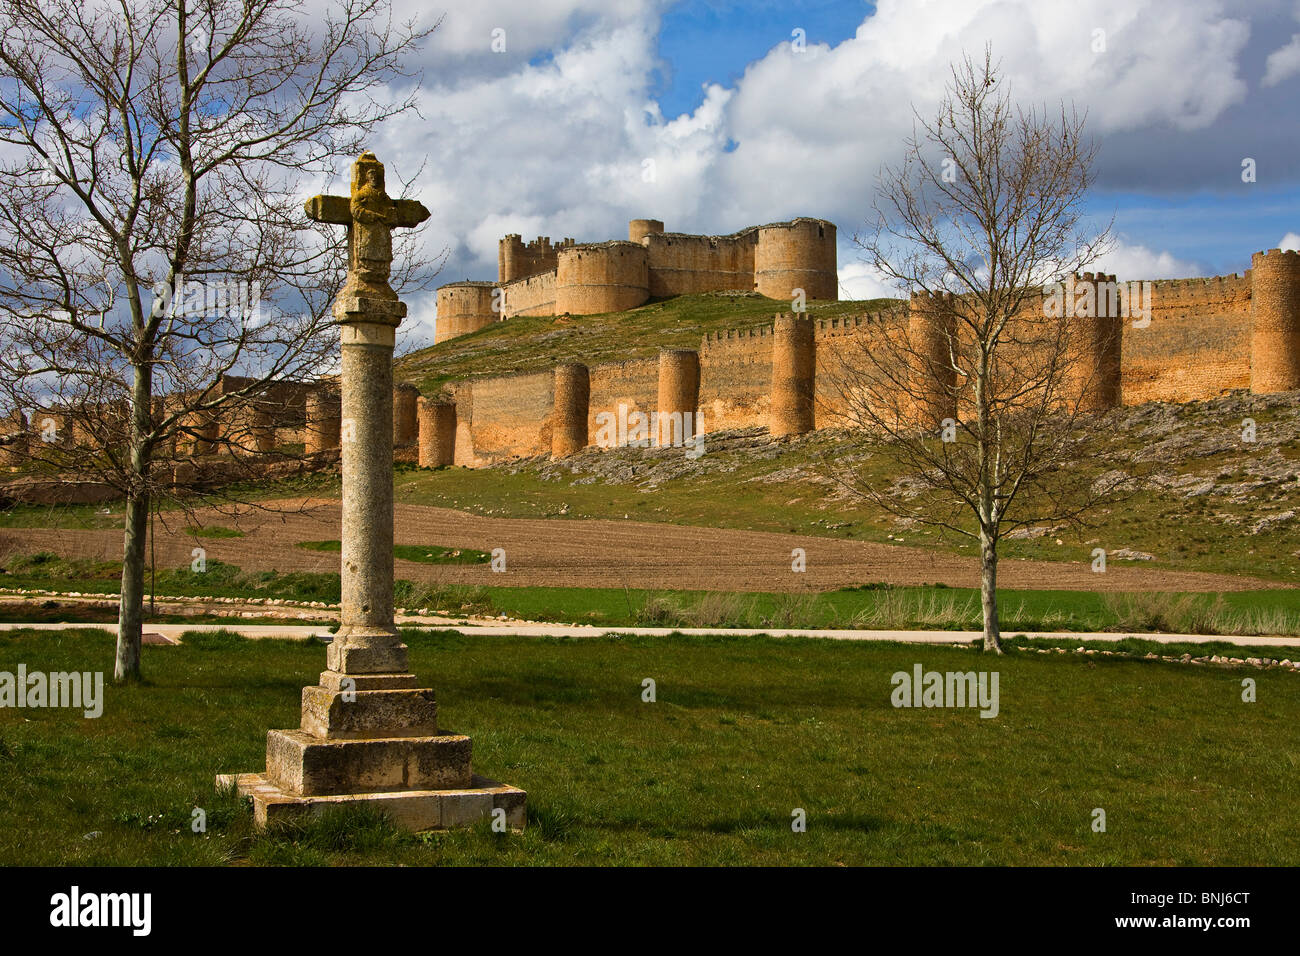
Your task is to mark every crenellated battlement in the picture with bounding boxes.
[1253,247,1300,264]
[21,248,1300,481]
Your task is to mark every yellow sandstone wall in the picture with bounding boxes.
[499,235,574,283]
[1249,249,1300,393]
[441,217,839,329]
[754,219,838,301]
[502,271,556,318]
[643,230,758,297]
[699,326,773,432]
[458,370,555,464]
[588,357,659,444]
[552,363,590,457]
[1122,274,1252,405]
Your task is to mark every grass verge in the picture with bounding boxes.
[0,626,1295,865]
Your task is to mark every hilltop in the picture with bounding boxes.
[396,292,893,395]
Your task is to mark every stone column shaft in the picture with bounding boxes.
[330,318,407,675]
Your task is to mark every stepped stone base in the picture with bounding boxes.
[218,772,526,831]
[220,670,526,832]
[266,727,473,795]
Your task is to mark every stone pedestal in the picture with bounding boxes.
[219,666,524,830]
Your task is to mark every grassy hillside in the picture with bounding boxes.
[383,389,1300,584]
[396,292,895,395]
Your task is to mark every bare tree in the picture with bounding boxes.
[0,0,436,680]
[831,47,1121,653]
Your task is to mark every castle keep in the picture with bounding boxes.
[435,217,839,341]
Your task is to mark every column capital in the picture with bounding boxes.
[341,322,398,348]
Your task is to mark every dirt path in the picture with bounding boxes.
[0,497,1282,593]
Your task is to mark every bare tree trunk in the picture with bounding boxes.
[116,487,148,682]
[980,527,1002,653]
[115,364,152,683]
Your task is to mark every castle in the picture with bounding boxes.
[434,217,839,341]
[416,243,1300,469]
[4,215,1300,500]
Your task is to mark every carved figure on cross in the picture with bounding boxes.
[305,151,429,308]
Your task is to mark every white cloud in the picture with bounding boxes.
[837,262,904,301]
[1280,232,1300,251]
[379,0,1273,304]
[1091,240,1202,279]
[711,0,1251,226]
[1263,34,1300,86]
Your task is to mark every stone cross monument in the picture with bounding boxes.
[219,152,525,831]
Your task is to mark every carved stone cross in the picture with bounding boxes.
[302,150,431,672]
[305,151,429,322]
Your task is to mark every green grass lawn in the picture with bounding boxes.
[0,627,1295,865]
[295,540,490,565]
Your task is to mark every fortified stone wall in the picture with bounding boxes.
[588,357,659,441]
[457,369,555,464]
[498,235,575,283]
[502,271,556,318]
[644,231,758,297]
[435,282,497,339]
[555,241,650,315]
[1123,274,1253,405]
[700,326,774,431]
[11,249,1300,481]
[755,219,838,301]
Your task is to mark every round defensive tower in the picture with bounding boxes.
[151,396,176,458]
[1250,249,1300,394]
[769,314,816,436]
[1070,273,1124,412]
[555,242,650,315]
[754,219,837,302]
[628,219,665,243]
[417,397,457,467]
[0,410,27,466]
[552,363,591,457]
[436,281,498,343]
[304,385,341,455]
[393,382,420,446]
[250,401,277,454]
[908,291,959,427]
[656,349,700,447]
[187,409,219,456]
[499,234,523,284]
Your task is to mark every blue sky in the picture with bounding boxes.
[652,1,874,119]
[646,0,1298,278]
[385,0,1300,343]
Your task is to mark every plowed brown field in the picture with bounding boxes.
[0,497,1279,593]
